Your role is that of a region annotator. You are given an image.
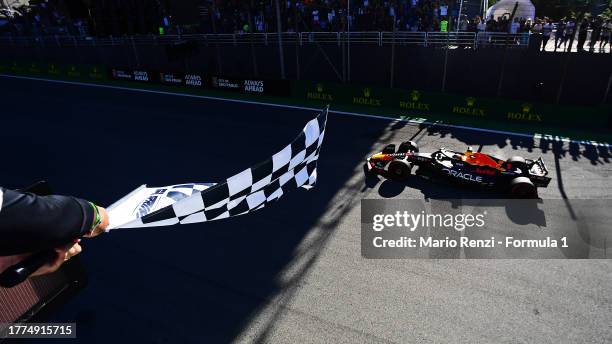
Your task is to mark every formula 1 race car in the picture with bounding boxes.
[365,141,551,198]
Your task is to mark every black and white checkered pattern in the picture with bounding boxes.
[122,107,328,228]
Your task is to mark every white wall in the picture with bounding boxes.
[486,0,536,20]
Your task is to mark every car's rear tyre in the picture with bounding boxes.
[388,161,411,180]
[382,144,396,154]
[509,177,537,198]
[397,141,419,153]
[507,156,526,170]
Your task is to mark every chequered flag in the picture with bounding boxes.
[119,107,328,228]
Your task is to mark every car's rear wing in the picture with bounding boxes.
[527,157,549,176]
[534,157,549,176]
[527,157,551,187]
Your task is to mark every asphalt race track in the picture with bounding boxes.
[2,77,611,343]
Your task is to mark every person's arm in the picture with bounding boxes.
[0,240,82,276]
[0,187,106,256]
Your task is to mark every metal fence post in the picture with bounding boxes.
[130,36,140,68]
[603,69,612,104]
[496,33,510,97]
[247,8,259,78]
[390,25,396,88]
[274,0,286,79]
[555,50,572,104]
[73,36,81,65]
[342,31,346,82]
[347,0,351,83]
[294,0,300,80]
[295,32,300,80]
[442,32,449,92]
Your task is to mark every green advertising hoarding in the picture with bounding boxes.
[298,81,338,104]
[46,62,63,76]
[295,80,610,129]
[86,65,106,80]
[26,61,43,74]
[0,60,107,81]
[66,64,82,78]
[0,60,8,73]
[9,61,25,74]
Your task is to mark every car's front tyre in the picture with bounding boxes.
[388,161,411,180]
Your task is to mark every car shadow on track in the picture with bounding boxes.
[374,172,547,228]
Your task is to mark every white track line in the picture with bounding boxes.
[2,73,611,148]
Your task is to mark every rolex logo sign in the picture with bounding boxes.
[10,62,24,73]
[29,63,41,73]
[452,97,486,116]
[48,64,60,75]
[67,65,81,77]
[306,83,333,101]
[507,103,542,122]
[522,103,531,113]
[89,66,104,79]
[400,90,430,112]
[353,87,381,106]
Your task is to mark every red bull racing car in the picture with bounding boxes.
[365,141,551,198]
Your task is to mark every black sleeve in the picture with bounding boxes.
[0,187,95,256]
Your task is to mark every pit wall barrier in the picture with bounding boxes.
[1,60,610,131]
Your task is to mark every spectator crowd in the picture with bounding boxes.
[1,0,610,51]
[211,0,520,34]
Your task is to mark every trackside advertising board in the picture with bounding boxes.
[209,76,291,96]
[2,61,608,130]
[1,61,107,82]
[296,81,611,129]
[0,60,8,73]
[159,72,206,88]
[109,68,153,83]
[107,69,290,96]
